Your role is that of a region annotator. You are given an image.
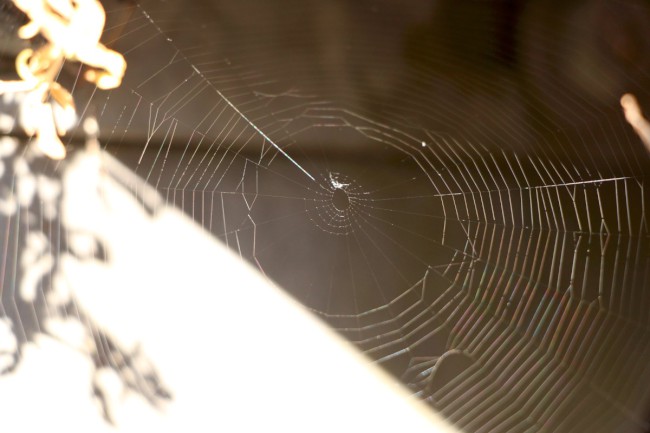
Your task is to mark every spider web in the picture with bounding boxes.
[3,0,650,431]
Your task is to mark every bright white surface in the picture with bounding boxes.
[0,149,455,432]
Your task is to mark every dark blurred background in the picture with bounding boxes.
[108,0,650,157]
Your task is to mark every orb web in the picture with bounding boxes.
[2,0,650,431]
